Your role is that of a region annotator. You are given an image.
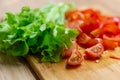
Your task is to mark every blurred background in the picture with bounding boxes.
[1,0,120,19]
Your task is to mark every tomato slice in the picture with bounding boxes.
[103,34,120,42]
[100,24,120,36]
[76,32,91,45]
[63,41,79,58]
[102,39,118,50]
[90,28,101,38]
[85,38,102,48]
[85,43,104,59]
[64,41,83,67]
[66,48,83,67]
[100,17,120,36]
[79,9,101,34]
[66,20,83,32]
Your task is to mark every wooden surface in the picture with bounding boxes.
[1,0,120,80]
[0,53,36,80]
[27,47,120,80]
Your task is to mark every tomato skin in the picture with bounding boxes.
[66,49,83,67]
[85,43,104,59]
[100,24,120,36]
[90,28,101,38]
[80,9,101,34]
[99,17,120,37]
[103,34,120,42]
[65,10,82,21]
[65,42,83,67]
[66,20,83,32]
[102,39,118,50]
[76,32,91,45]
[63,41,78,58]
[85,38,102,48]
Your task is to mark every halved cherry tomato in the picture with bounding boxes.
[66,48,83,67]
[64,41,79,58]
[64,41,83,67]
[85,43,104,59]
[76,32,91,45]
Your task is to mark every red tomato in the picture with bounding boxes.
[81,9,101,20]
[80,20,99,34]
[76,32,91,45]
[66,48,83,67]
[102,39,118,50]
[79,10,101,34]
[66,20,83,32]
[63,41,79,58]
[100,23,120,36]
[65,10,83,21]
[103,34,120,42]
[90,28,101,38]
[85,38,102,48]
[85,43,104,59]
[99,17,120,36]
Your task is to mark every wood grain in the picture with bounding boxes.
[0,53,36,80]
[27,47,120,80]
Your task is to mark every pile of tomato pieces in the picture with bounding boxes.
[64,8,120,67]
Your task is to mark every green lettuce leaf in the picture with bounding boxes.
[0,3,78,62]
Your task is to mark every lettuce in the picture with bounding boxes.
[0,3,78,62]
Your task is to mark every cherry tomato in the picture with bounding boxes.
[63,41,79,58]
[66,48,83,66]
[85,43,104,59]
[76,32,91,45]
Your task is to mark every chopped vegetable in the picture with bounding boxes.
[66,8,120,61]
[85,43,104,59]
[66,42,83,66]
[110,55,120,60]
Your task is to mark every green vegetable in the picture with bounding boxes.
[0,3,78,62]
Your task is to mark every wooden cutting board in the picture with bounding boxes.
[26,47,120,80]
[26,5,120,80]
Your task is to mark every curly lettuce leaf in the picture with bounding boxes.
[0,3,78,62]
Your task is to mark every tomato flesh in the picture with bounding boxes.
[77,32,91,45]
[102,39,118,50]
[64,42,83,67]
[67,49,83,66]
[85,43,104,59]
